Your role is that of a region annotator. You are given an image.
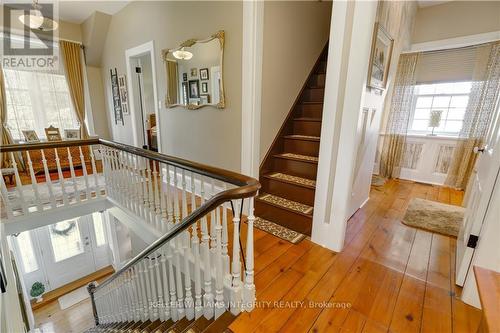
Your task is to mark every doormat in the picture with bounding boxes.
[402,198,464,237]
[58,286,89,310]
[371,175,387,187]
[251,217,306,244]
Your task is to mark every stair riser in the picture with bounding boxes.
[293,121,321,137]
[274,158,318,179]
[284,138,320,156]
[255,200,312,235]
[262,177,315,206]
[298,104,323,118]
[308,74,326,88]
[301,88,324,102]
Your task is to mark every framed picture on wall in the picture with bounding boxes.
[64,129,81,140]
[367,23,394,90]
[190,68,198,78]
[182,82,189,104]
[200,68,209,80]
[110,68,124,125]
[118,74,129,115]
[45,126,62,141]
[201,82,208,93]
[22,130,39,142]
[189,80,200,98]
[183,73,188,81]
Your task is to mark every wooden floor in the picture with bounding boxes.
[32,179,482,333]
[229,179,482,333]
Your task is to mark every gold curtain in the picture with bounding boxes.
[379,53,419,178]
[445,42,500,189]
[166,60,178,104]
[0,68,24,170]
[60,41,89,139]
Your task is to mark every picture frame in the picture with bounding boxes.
[200,94,210,104]
[200,68,209,80]
[64,129,80,140]
[118,74,129,115]
[367,23,394,90]
[22,130,39,142]
[44,126,62,141]
[110,68,124,125]
[183,73,188,81]
[188,80,200,98]
[190,68,198,78]
[201,82,208,93]
[182,82,189,105]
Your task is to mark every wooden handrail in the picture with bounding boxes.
[0,137,100,152]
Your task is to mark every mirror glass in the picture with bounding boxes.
[163,31,225,109]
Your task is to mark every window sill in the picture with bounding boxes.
[379,132,463,141]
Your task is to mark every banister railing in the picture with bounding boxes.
[1,138,260,326]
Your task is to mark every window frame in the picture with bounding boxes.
[408,82,471,137]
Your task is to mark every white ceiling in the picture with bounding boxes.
[58,1,129,24]
[417,0,455,8]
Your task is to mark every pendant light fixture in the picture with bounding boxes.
[173,47,193,60]
[18,0,58,31]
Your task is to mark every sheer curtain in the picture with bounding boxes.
[379,53,419,178]
[445,42,500,189]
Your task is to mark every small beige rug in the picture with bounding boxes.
[371,175,386,187]
[252,217,306,244]
[402,198,464,237]
[58,285,89,310]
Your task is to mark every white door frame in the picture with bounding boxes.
[125,41,162,152]
[240,1,264,178]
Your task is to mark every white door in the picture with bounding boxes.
[456,102,500,286]
[37,218,96,290]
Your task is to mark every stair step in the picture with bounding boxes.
[255,199,312,235]
[166,318,192,333]
[275,153,318,163]
[284,134,320,141]
[266,172,316,188]
[202,312,236,333]
[258,193,313,215]
[294,117,322,122]
[292,118,321,136]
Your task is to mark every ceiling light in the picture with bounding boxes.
[18,1,59,31]
[173,48,193,60]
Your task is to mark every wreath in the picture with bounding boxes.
[50,221,76,236]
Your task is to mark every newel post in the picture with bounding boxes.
[87,282,99,326]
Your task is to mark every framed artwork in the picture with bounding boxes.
[183,73,188,81]
[189,80,200,98]
[200,94,210,104]
[64,129,80,140]
[367,23,394,90]
[110,68,124,125]
[118,74,129,115]
[201,82,208,93]
[200,68,209,80]
[22,130,39,142]
[182,82,189,105]
[45,126,62,141]
[190,68,198,78]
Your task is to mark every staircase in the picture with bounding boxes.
[256,46,327,236]
[86,311,235,333]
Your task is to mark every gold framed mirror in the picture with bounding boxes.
[162,30,225,110]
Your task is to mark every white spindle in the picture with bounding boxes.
[25,151,43,211]
[9,152,28,214]
[182,171,194,320]
[0,171,14,218]
[79,146,91,200]
[214,205,225,318]
[148,254,158,320]
[53,149,69,206]
[167,235,178,322]
[222,200,230,276]
[89,146,101,197]
[153,161,161,228]
[200,177,214,319]
[174,234,185,319]
[66,148,80,203]
[160,246,171,320]
[191,173,203,319]
[40,150,56,208]
[230,200,242,315]
[243,197,256,311]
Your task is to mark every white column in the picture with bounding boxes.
[312,0,378,252]
[241,0,264,179]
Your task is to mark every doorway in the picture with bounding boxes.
[12,212,112,292]
[125,41,161,152]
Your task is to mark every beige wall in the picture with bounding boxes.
[260,1,332,161]
[412,1,500,44]
[100,1,242,172]
[86,66,111,139]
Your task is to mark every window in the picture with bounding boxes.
[49,220,84,262]
[4,68,78,140]
[16,231,39,273]
[92,212,107,247]
[410,81,472,136]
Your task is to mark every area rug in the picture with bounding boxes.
[371,175,386,187]
[58,286,89,310]
[402,198,464,237]
[251,217,306,244]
